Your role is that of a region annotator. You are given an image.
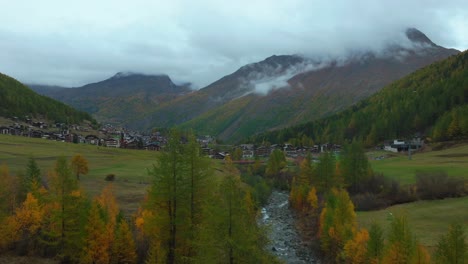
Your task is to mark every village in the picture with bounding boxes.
[0,116,424,160]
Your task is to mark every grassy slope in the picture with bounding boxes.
[362,144,468,249]
[357,196,468,249]
[0,134,155,215]
[368,144,468,185]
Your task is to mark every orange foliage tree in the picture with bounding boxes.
[319,188,357,262]
[11,192,45,253]
[81,201,110,264]
[344,228,370,264]
[112,220,137,264]
[70,154,89,181]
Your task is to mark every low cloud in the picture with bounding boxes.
[0,0,466,88]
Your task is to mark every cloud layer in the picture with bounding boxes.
[0,0,467,88]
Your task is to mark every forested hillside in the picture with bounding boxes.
[249,51,468,145]
[0,73,95,124]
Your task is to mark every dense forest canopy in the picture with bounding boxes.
[0,73,96,124]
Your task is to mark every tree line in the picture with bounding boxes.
[0,130,278,263]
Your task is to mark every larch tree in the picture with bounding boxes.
[81,201,110,264]
[367,222,385,263]
[340,141,370,194]
[112,220,137,264]
[184,132,211,260]
[46,156,87,262]
[290,157,313,211]
[197,157,276,264]
[382,215,415,264]
[315,152,337,193]
[319,188,357,262]
[11,192,45,254]
[147,129,190,264]
[265,149,286,177]
[70,154,89,181]
[0,164,19,217]
[344,228,370,264]
[25,156,42,192]
[435,223,467,264]
[96,184,120,253]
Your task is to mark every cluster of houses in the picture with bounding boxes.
[205,143,343,160]
[0,117,170,151]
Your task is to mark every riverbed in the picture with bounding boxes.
[261,191,319,264]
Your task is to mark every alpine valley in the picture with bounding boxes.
[29,28,459,142]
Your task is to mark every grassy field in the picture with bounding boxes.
[368,144,468,185]
[0,134,157,215]
[364,144,468,249]
[357,196,468,249]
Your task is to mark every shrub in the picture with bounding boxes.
[416,171,465,199]
[351,193,389,211]
[105,174,115,181]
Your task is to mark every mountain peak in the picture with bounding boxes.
[111,71,169,79]
[405,28,435,46]
[112,71,138,78]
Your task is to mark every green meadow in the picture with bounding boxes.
[368,144,468,185]
[363,143,468,249]
[357,196,468,250]
[0,134,157,215]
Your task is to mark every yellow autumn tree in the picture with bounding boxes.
[319,188,357,262]
[112,220,137,264]
[12,192,44,251]
[344,228,370,264]
[96,184,119,250]
[70,154,89,180]
[81,201,109,264]
[382,215,415,264]
[306,186,318,211]
[411,243,431,264]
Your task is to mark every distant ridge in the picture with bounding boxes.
[29,72,190,126]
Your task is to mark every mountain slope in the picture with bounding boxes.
[171,29,459,141]
[248,50,468,145]
[0,72,95,124]
[29,72,191,126]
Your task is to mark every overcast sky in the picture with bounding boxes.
[0,0,467,88]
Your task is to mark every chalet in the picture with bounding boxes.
[85,135,100,145]
[242,149,254,159]
[384,138,424,153]
[213,152,229,160]
[32,122,48,129]
[123,139,140,149]
[201,147,212,156]
[0,126,10,135]
[197,135,214,147]
[105,138,120,148]
[255,146,270,157]
[284,144,297,157]
[30,130,43,138]
[145,142,161,151]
